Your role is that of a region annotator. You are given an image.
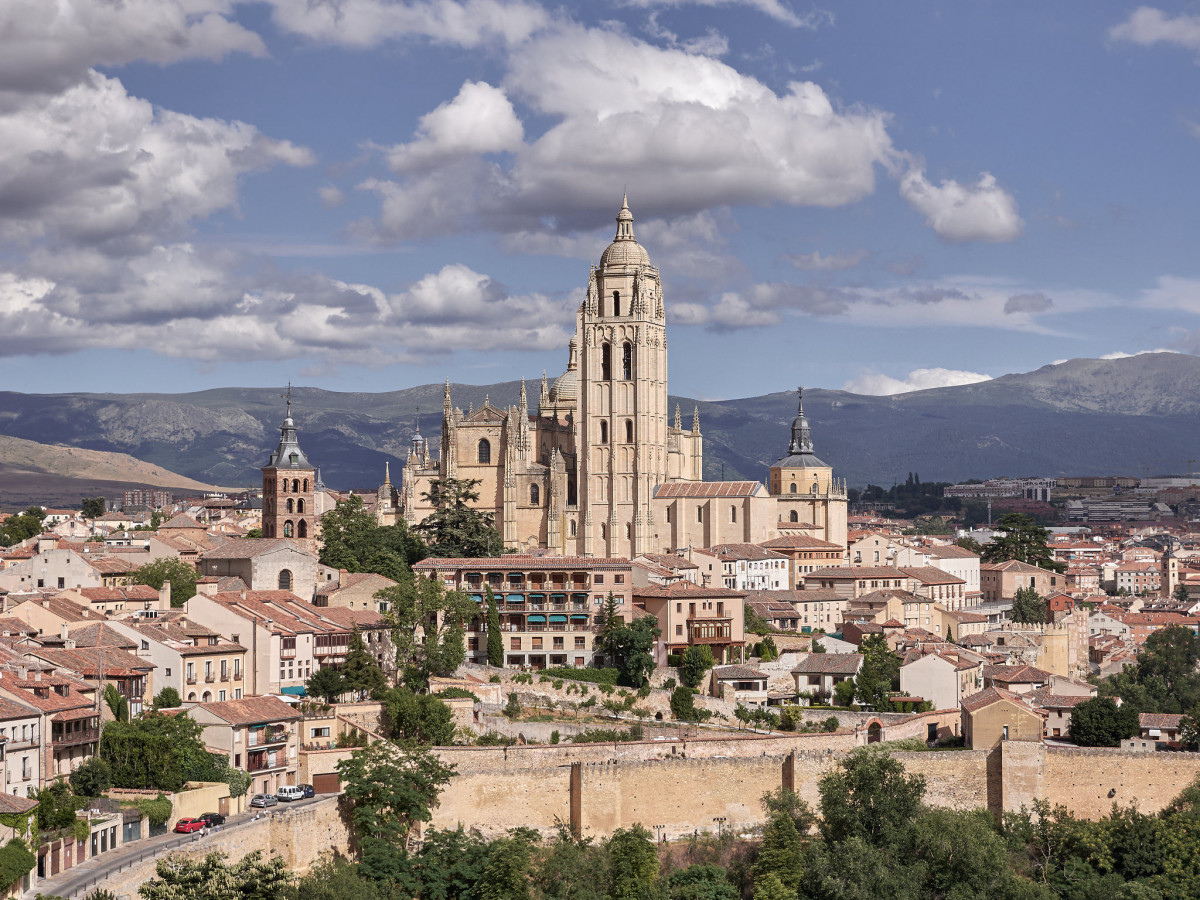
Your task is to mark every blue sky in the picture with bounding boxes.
[2,1,1200,400]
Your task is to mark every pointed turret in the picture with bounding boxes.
[443,378,452,417]
[777,386,828,467]
[383,461,392,484]
[674,404,682,432]
[692,406,700,435]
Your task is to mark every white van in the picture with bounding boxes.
[276,785,305,802]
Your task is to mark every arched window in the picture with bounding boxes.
[297,498,305,514]
[286,498,294,513]
[478,438,491,464]
[298,520,308,538]
[283,521,294,538]
[626,523,632,539]
[303,479,309,492]
[789,483,797,494]
[279,569,293,591]
[622,342,633,380]
[613,291,621,316]
[600,523,607,540]
[570,520,577,537]
[601,343,612,381]
[625,419,633,443]
[697,507,703,523]
[281,480,287,493]
[202,691,212,702]
[666,506,672,523]
[530,484,540,506]
[731,505,737,523]
[600,421,608,444]
[292,479,299,492]
[790,510,799,523]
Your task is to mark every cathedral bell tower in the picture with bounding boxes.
[262,387,316,549]
[578,196,669,558]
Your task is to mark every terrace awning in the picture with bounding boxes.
[549,614,567,624]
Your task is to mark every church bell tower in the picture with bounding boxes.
[262,387,316,549]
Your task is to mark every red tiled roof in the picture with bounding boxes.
[790,653,863,675]
[961,685,1036,714]
[633,583,746,599]
[414,556,631,571]
[193,695,299,726]
[758,535,844,551]
[653,481,765,498]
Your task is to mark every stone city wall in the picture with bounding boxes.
[1042,747,1200,818]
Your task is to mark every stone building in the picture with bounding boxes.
[261,394,317,550]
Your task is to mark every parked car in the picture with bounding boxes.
[276,785,305,802]
[250,794,278,808]
[199,812,226,826]
[298,784,315,798]
[174,818,205,834]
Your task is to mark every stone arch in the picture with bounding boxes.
[790,510,799,523]
[292,479,299,492]
[297,498,305,514]
[865,719,883,744]
[298,519,308,538]
[286,498,294,513]
[279,569,293,591]
[530,483,540,506]
[478,438,491,464]
[283,520,294,538]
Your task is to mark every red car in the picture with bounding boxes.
[174,818,205,834]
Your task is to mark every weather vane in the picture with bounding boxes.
[281,382,292,417]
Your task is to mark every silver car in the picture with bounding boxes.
[249,794,277,808]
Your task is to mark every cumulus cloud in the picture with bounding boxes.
[786,249,868,271]
[623,0,833,29]
[1004,292,1052,315]
[260,0,551,49]
[1109,7,1200,52]
[0,0,266,94]
[386,81,524,172]
[318,185,347,209]
[0,72,313,251]
[899,167,1023,243]
[1099,348,1180,360]
[842,367,992,396]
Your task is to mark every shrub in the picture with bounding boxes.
[662,677,677,691]
[134,794,173,827]
[637,683,651,698]
[570,727,639,743]
[505,693,522,719]
[475,732,517,746]
[667,654,683,667]
[550,730,560,744]
[670,686,712,723]
[541,666,619,686]
[489,674,501,683]
[553,679,563,690]
[435,687,479,702]
[0,839,36,890]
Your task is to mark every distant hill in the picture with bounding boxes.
[0,435,235,508]
[1,353,1198,493]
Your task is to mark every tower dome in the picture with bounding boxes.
[550,339,579,402]
[778,387,828,468]
[599,194,651,268]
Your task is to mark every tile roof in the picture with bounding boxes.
[758,535,844,551]
[713,665,767,680]
[160,514,205,530]
[414,556,632,571]
[980,560,1054,574]
[1139,712,1183,730]
[0,794,37,815]
[653,481,765,499]
[790,652,863,675]
[751,588,842,603]
[633,583,746,599]
[901,566,966,586]
[924,545,981,560]
[984,664,1052,684]
[808,566,909,579]
[201,539,310,560]
[66,623,138,650]
[707,544,787,562]
[76,585,160,602]
[193,694,299,726]
[635,553,699,570]
[961,685,1036,714]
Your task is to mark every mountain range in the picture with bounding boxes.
[1,352,1198,501]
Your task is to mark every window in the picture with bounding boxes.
[532,637,543,650]
[311,727,331,738]
[1002,725,1010,741]
[625,419,633,443]
[530,484,540,506]
[676,624,683,636]
[622,342,633,380]
[626,523,632,539]
[297,498,305,514]
[697,507,703,523]
[600,420,608,444]
[283,521,293,538]
[278,569,293,591]
[298,519,308,538]
[614,574,624,584]
[790,511,798,523]
[165,668,171,677]
[613,290,621,316]
[666,506,671,523]
[730,505,737,523]
[303,479,309,491]
[219,690,226,701]
[600,523,606,540]
[601,343,612,380]
[510,637,521,650]
[286,498,294,513]
[292,479,299,492]
[478,439,491,464]
[57,577,65,589]
[575,637,585,648]
[569,520,577,537]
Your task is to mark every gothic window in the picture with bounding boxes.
[286,498,294,514]
[297,498,305,514]
[291,479,299,493]
[790,510,799,523]
[626,523,632,539]
[280,480,287,493]
[601,343,612,381]
[283,521,294,538]
[731,505,737,523]
[567,477,577,506]
[570,520,577,537]
[478,439,491,464]
[697,507,703,523]
[600,421,608,444]
[625,419,633,443]
[789,483,797,494]
[298,520,308,538]
[613,291,621,316]
[622,342,633,380]
[530,484,540,506]
[279,569,293,591]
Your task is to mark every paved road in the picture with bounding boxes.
[22,796,326,900]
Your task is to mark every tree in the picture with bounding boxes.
[1011,586,1047,625]
[1069,697,1139,747]
[336,741,456,874]
[152,687,182,710]
[854,634,900,709]
[416,478,506,557]
[981,513,1065,573]
[663,864,739,900]
[753,812,804,893]
[306,666,346,704]
[818,748,927,848]
[81,497,106,519]
[486,586,503,667]
[596,609,659,688]
[607,825,658,900]
[679,645,714,690]
[1173,584,1190,603]
[0,506,46,547]
[101,711,236,793]
[761,786,816,835]
[478,829,537,900]
[670,685,710,723]
[533,826,610,900]
[69,756,112,797]
[832,678,856,708]
[244,527,262,539]
[955,536,983,554]
[380,687,456,747]
[1098,624,1200,714]
[139,850,290,900]
[319,495,426,580]
[341,629,387,699]
[132,557,197,607]
[103,683,129,722]
[378,572,477,688]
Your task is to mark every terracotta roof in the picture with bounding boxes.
[0,696,38,720]
[85,557,140,575]
[76,585,159,602]
[633,583,746,599]
[808,566,909,579]
[942,609,989,624]
[653,481,765,499]
[201,539,310,560]
[979,560,1053,574]
[66,623,138,650]
[160,514,205,530]
[414,556,631,571]
[705,543,786,562]
[0,794,38,815]
[1030,691,1089,709]
[193,695,300,726]
[713,665,767,680]
[790,652,863,675]
[758,535,844,551]
[1139,713,1183,730]
[961,685,1036,714]
[635,553,699,570]
[901,566,965,586]
[880,618,905,628]
[925,545,980,560]
[984,664,1052,684]
[752,588,842,604]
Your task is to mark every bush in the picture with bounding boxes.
[505,693,522,719]
[134,794,173,827]
[0,839,36,890]
[541,666,619,686]
[666,654,683,668]
[69,757,112,798]
[662,677,677,691]
[637,683,651,698]
[553,679,563,690]
[670,686,712,723]
[435,687,479,702]
[823,716,840,732]
[489,675,501,683]
[550,730,560,744]
[570,727,640,743]
[475,732,517,746]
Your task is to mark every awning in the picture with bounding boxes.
[571,593,589,602]
[527,615,546,625]
[280,685,307,697]
[550,593,566,602]
[570,614,588,621]
[528,593,546,602]
[470,594,484,603]
[506,594,525,603]
[549,614,568,624]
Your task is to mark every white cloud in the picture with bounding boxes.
[0,0,266,94]
[1098,348,1180,360]
[899,167,1023,243]
[261,0,551,49]
[786,249,868,271]
[842,367,992,396]
[623,1,833,29]
[1004,292,1052,315]
[318,185,347,209]
[1109,7,1200,52]
[386,81,524,172]
[0,72,313,250]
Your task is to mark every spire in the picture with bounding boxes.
[540,370,549,403]
[484,393,489,408]
[519,378,528,411]
[265,396,310,470]
[443,378,452,416]
[383,461,391,484]
[674,404,682,431]
[615,193,635,242]
[692,406,700,435]
[789,386,814,455]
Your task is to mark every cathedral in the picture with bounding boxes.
[379,197,848,554]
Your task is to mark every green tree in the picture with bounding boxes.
[378,573,477,688]
[479,829,537,900]
[607,825,658,900]
[380,687,456,747]
[319,495,426,580]
[139,850,290,900]
[289,858,391,900]
[152,686,182,709]
[1173,584,1190,603]
[336,741,456,877]
[854,634,899,709]
[1011,586,1047,625]
[981,513,1065,572]
[101,711,232,792]
[306,666,346,704]
[342,629,387,699]
[81,497,106,519]
[69,756,112,798]
[1069,697,1139,747]
[0,506,46,547]
[663,864,739,900]
[32,780,85,833]
[102,684,129,723]
[679,645,714,690]
[596,609,659,688]
[670,685,709,723]
[533,826,610,900]
[408,826,491,900]
[753,812,804,893]
[486,585,504,667]
[818,748,926,848]
[955,536,983,554]
[132,557,198,607]
[761,786,816,835]
[244,527,262,539]
[1098,625,1200,714]
[416,478,506,557]
[832,679,856,708]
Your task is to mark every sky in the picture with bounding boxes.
[2,2,1200,401]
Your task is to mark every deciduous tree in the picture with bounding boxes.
[132,557,197,606]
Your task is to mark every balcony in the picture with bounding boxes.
[186,675,197,684]
[686,616,733,645]
[204,673,216,683]
[219,673,230,682]
[52,728,99,747]
[247,727,289,748]
[247,756,289,773]
[280,648,296,659]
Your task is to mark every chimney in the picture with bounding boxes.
[160,581,171,608]
[65,639,75,650]
[17,666,27,679]
[60,624,68,641]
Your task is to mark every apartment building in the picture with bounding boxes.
[0,663,99,780]
[0,696,43,799]
[633,582,746,665]
[757,534,845,587]
[691,544,789,591]
[108,612,248,703]
[189,696,301,797]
